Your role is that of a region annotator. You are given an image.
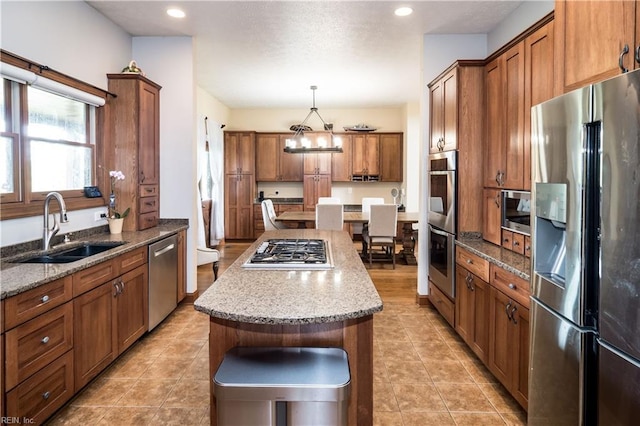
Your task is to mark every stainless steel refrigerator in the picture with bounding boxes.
[529,69,640,425]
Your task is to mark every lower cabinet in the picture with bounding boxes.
[177,229,186,303]
[455,267,490,363]
[488,285,530,410]
[74,264,148,390]
[428,279,455,328]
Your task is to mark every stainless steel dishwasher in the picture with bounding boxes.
[148,235,178,331]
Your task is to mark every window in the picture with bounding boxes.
[0,64,105,219]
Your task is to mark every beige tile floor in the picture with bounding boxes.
[48,245,526,425]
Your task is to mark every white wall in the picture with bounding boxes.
[0,1,131,246]
[487,1,555,55]
[132,37,199,294]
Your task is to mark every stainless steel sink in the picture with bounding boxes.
[16,242,126,264]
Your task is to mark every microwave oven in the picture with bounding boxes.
[501,190,531,235]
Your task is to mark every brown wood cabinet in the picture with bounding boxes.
[484,43,525,189]
[429,67,459,153]
[488,285,530,410]
[352,134,379,178]
[303,152,332,175]
[379,133,403,182]
[254,203,303,238]
[428,279,455,328]
[108,74,161,231]
[524,21,555,191]
[303,175,331,211]
[255,133,303,181]
[555,0,638,94]
[331,134,352,182]
[483,188,502,245]
[455,266,490,363]
[224,131,255,239]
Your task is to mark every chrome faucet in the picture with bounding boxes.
[43,192,69,251]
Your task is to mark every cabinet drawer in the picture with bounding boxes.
[73,259,117,297]
[429,280,455,328]
[511,233,525,255]
[115,247,147,276]
[139,195,159,213]
[139,184,158,197]
[5,302,73,390]
[501,230,513,250]
[456,247,490,282]
[5,350,74,425]
[490,265,530,308]
[138,211,159,230]
[524,235,531,258]
[4,276,72,329]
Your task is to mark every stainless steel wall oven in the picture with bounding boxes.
[427,150,457,299]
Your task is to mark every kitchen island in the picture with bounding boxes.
[194,229,383,426]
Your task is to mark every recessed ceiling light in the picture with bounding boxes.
[394,7,413,17]
[167,8,186,18]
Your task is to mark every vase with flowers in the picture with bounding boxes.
[108,170,130,234]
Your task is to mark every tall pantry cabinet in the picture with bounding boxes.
[107,74,161,232]
[224,131,256,239]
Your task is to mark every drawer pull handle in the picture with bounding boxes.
[466,259,472,264]
[41,295,50,303]
[513,241,520,246]
[508,283,516,290]
[42,391,51,400]
[41,336,50,344]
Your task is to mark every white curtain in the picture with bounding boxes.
[197,117,224,246]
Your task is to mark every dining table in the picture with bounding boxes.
[275,210,420,265]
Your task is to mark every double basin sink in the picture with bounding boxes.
[15,242,126,264]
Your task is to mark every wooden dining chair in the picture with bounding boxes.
[362,204,398,269]
[315,203,344,231]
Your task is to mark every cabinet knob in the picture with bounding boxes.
[466,259,473,264]
[513,241,520,246]
[41,336,50,344]
[42,391,51,400]
[41,295,50,303]
[508,283,516,290]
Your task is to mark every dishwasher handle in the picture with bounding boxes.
[153,244,175,257]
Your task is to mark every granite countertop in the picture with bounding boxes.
[194,229,383,325]
[0,220,188,300]
[255,198,303,204]
[456,238,531,281]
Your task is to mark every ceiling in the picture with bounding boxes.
[87,1,522,109]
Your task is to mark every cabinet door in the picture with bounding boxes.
[380,134,403,182]
[455,268,473,344]
[503,42,525,189]
[429,78,444,153]
[555,0,636,93]
[74,282,117,390]
[138,81,160,185]
[303,175,331,211]
[304,152,331,175]
[511,300,530,409]
[255,134,279,181]
[352,134,379,175]
[224,175,254,239]
[488,286,511,387]
[442,68,458,152]
[278,136,303,181]
[331,135,352,181]
[224,132,255,174]
[524,21,555,191]
[116,265,148,354]
[472,277,490,364]
[364,135,380,175]
[483,188,502,245]
[484,57,505,188]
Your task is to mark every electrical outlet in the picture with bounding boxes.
[348,187,353,194]
[94,212,106,221]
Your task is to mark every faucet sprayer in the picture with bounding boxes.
[43,192,69,251]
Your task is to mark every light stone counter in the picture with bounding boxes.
[456,237,531,280]
[1,220,188,299]
[194,228,383,325]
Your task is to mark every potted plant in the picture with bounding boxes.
[108,170,130,234]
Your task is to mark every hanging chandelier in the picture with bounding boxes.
[284,85,343,154]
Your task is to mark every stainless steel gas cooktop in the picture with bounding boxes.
[242,239,333,270]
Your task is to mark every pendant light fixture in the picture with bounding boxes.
[284,85,343,154]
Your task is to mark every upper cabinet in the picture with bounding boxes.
[352,134,380,179]
[429,67,458,153]
[331,134,353,182]
[224,132,255,175]
[555,0,638,94]
[303,152,332,175]
[255,133,303,181]
[379,133,403,182]
[107,74,161,231]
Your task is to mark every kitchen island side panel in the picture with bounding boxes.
[208,315,373,426]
